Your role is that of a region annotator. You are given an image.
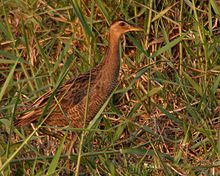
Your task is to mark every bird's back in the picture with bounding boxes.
[14,62,116,128]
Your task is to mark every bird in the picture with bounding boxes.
[14,19,144,128]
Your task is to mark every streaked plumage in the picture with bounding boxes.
[14,20,143,128]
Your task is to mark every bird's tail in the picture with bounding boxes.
[14,110,39,128]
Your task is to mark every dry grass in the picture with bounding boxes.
[0,0,219,175]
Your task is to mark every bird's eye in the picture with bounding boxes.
[119,22,125,26]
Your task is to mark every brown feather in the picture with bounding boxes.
[14,20,143,128]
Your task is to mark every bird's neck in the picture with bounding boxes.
[100,32,121,73]
[93,32,122,93]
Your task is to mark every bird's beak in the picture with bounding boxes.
[128,23,144,32]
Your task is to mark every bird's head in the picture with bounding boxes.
[109,19,144,37]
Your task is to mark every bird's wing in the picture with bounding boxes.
[14,69,98,127]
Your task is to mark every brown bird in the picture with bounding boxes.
[14,20,144,128]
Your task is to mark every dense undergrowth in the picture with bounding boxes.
[0,0,219,175]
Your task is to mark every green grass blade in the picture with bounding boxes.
[122,148,173,161]
[0,59,18,64]
[53,34,74,72]
[112,124,126,142]
[0,20,11,39]
[151,32,189,58]
[127,33,149,57]
[57,54,76,83]
[210,0,220,16]
[151,4,174,22]
[0,51,29,64]
[46,133,67,175]
[95,0,110,24]
[153,103,183,126]
[34,34,52,71]
[0,60,18,101]
[21,14,31,60]
[71,0,94,38]
[160,19,172,58]
[183,71,203,96]
[212,73,220,94]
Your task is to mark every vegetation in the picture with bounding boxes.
[0,0,219,175]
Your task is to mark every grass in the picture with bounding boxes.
[0,0,219,175]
